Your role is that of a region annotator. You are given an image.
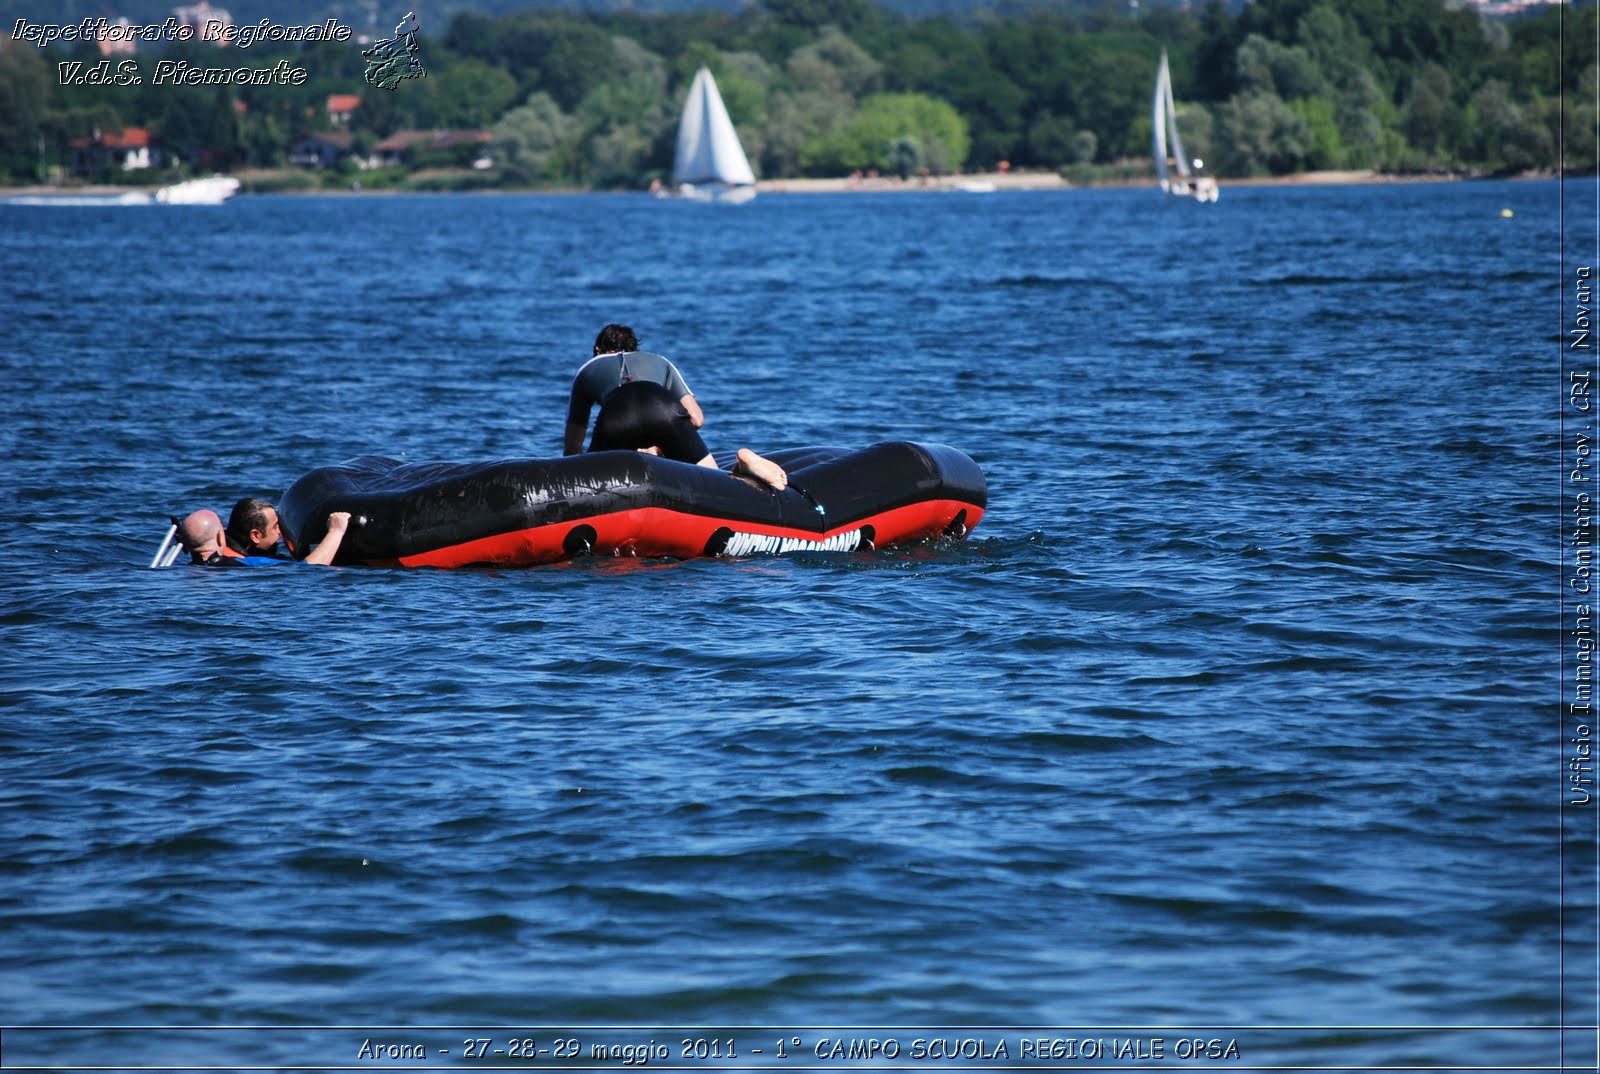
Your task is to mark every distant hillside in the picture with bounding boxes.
[7,0,1579,190]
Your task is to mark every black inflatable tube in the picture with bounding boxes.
[278,442,986,568]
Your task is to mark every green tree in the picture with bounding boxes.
[490,15,613,111]
[1026,111,1077,167]
[1289,95,1342,169]
[578,38,671,133]
[760,88,845,177]
[1054,38,1150,166]
[443,12,502,63]
[1177,104,1214,169]
[588,124,651,188]
[786,26,881,98]
[492,91,580,185]
[1332,66,1385,168]
[878,36,946,96]
[760,29,865,175]
[156,90,209,171]
[354,84,404,139]
[1071,129,1098,165]
[241,111,284,168]
[914,26,1027,165]
[885,134,921,178]
[1191,0,1239,101]
[0,38,50,182]
[1214,89,1310,175]
[762,0,875,34]
[201,88,243,171]
[1468,78,1552,172]
[1295,4,1376,97]
[1235,33,1326,99]
[1400,62,1450,158]
[430,59,520,129]
[802,91,967,175]
[712,54,774,131]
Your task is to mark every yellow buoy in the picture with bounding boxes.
[1501,208,1514,218]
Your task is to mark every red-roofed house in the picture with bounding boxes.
[327,94,361,126]
[372,129,493,169]
[70,127,166,174]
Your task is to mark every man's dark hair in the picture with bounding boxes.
[227,497,275,544]
[594,323,638,355]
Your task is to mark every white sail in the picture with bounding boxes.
[670,66,756,200]
[1153,52,1171,192]
[1163,56,1192,185]
[1153,50,1218,203]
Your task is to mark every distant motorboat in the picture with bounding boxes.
[1,176,239,207]
[666,66,756,204]
[1153,50,1219,203]
[0,191,152,206]
[154,176,241,204]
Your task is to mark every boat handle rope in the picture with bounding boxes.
[790,481,827,520]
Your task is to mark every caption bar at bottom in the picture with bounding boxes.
[0,1025,1582,1070]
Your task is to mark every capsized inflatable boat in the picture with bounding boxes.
[277,442,986,568]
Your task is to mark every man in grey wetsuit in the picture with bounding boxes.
[562,324,787,489]
[563,323,704,456]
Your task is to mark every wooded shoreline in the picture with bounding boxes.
[4,2,1584,193]
[4,167,1558,199]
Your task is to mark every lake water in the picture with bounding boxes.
[0,178,1591,1071]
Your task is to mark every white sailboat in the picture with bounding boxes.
[1153,50,1218,203]
[667,66,756,204]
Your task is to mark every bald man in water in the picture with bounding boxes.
[177,504,352,566]
[177,509,228,565]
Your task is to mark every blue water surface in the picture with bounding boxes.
[0,178,1587,1070]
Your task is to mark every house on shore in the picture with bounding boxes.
[372,129,493,170]
[71,127,166,174]
[289,131,355,169]
[326,94,361,127]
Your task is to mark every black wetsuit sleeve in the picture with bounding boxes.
[566,382,591,427]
